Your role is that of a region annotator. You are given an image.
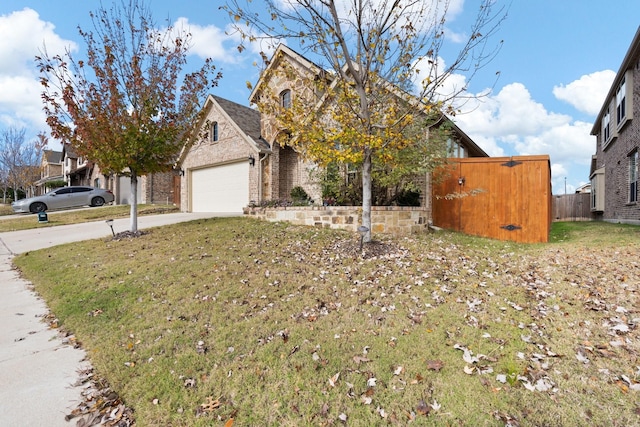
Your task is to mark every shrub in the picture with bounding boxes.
[290,186,311,205]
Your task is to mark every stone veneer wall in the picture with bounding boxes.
[244,206,431,235]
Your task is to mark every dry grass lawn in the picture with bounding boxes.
[13,218,640,426]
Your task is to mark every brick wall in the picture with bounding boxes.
[244,205,431,235]
[143,171,176,204]
[255,51,323,203]
[594,64,640,222]
[180,100,259,211]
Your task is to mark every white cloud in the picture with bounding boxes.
[452,81,597,188]
[552,70,616,115]
[455,83,571,138]
[172,17,242,62]
[171,17,278,64]
[0,8,77,134]
[0,8,76,73]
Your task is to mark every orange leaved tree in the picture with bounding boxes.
[37,0,221,232]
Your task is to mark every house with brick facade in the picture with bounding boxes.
[34,149,63,195]
[248,45,487,208]
[59,143,178,207]
[176,94,270,212]
[590,26,640,224]
[177,45,487,214]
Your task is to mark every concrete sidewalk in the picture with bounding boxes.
[0,212,228,426]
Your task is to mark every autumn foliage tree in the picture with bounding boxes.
[226,0,505,242]
[37,0,220,232]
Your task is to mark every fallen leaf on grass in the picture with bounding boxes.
[416,400,431,416]
[328,372,340,387]
[575,351,590,364]
[426,360,444,371]
[198,396,221,414]
[353,355,371,364]
[376,406,388,418]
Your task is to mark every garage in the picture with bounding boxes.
[191,161,249,212]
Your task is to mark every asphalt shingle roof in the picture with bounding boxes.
[212,95,269,150]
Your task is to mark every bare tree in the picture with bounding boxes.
[225,0,506,241]
[0,127,47,201]
[38,0,221,232]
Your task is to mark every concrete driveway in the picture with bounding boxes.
[0,212,230,426]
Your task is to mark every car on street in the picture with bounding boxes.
[11,186,115,213]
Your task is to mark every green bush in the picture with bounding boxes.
[290,186,310,205]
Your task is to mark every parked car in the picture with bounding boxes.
[11,186,115,213]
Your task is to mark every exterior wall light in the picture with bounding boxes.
[248,155,256,166]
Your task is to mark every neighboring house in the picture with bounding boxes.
[61,143,177,206]
[575,183,591,194]
[177,45,487,213]
[590,26,640,224]
[176,94,270,213]
[62,143,94,186]
[34,149,63,195]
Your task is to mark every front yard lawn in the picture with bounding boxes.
[14,218,640,426]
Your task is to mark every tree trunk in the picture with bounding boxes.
[362,149,372,243]
[130,172,138,232]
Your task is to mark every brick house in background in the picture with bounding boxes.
[590,26,640,224]
[34,149,63,195]
[60,143,178,206]
[62,143,95,187]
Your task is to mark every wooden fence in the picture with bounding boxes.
[552,193,592,221]
[431,156,551,243]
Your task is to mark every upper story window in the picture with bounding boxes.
[629,150,638,203]
[447,138,466,158]
[602,108,611,146]
[280,89,291,109]
[616,76,626,125]
[210,122,219,142]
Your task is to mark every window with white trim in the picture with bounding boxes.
[280,89,291,109]
[210,122,218,142]
[602,108,611,146]
[616,76,626,125]
[629,150,638,203]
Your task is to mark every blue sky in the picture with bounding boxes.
[1,1,639,194]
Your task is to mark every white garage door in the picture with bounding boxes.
[191,162,249,213]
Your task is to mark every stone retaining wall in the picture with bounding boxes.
[243,206,431,235]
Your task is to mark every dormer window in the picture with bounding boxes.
[210,122,219,142]
[280,89,291,109]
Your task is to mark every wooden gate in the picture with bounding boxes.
[432,156,551,243]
